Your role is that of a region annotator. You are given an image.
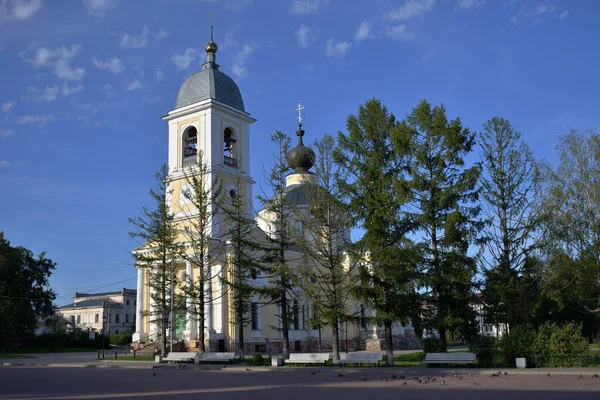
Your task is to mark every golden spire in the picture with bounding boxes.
[206,12,218,54]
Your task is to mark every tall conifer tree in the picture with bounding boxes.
[479,117,541,328]
[399,100,483,350]
[335,99,418,365]
[130,165,184,355]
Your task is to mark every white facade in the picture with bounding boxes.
[57,288,137,335]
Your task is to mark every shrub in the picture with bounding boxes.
[251,354,265,366]
[422,338,443,353]
[499,325,535,367]
[533,322,589,367]
[468,335,498,367]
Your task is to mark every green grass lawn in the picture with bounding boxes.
[102,355,154,361]
[393,352,424,367]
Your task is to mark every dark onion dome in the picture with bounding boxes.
[286,123,315,173]
[174,26,245,111]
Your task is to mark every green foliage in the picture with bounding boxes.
[108,331,133,346]
[23,330,107,352]
[180,150,222,353]
[0,232,57,351]
[295,134,358,361]
[251,353,265,366]
[532,321,589,367]
[539,130,600,315]
[220,153,268,360]
[421,338,444,353]
[479,117,542,328]
[398,100,483,351]
[256,130,296,359]
[335,98,420,365]
[468,335,498,367]
[129,164,185,355]
[498,326,535,366]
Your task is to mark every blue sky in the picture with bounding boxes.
[0,0,598,306]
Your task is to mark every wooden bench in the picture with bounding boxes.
[421,352,476,365]
[284,353,331,366]
[163,351,200,364]
[333,352,384,367]
[197,352,236,364]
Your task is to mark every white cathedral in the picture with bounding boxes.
[131,30,417,355]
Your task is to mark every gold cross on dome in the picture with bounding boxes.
[295,103,304,123]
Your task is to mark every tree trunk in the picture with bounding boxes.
[384,320,394,366]
[332,320,340,361]
[198,262,206,353]
[281,285,290,359]
[439,325,448,352]
[237,298,245,360]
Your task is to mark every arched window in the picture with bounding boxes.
[223,127,237,167]
[182,126,197,166]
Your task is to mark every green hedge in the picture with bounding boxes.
[466,321,590,368]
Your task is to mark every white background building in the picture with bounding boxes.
[57,288,137,334]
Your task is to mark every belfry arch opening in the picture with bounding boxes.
[223,127,237,167]
[183,126,198,167]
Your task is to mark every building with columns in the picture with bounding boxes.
[131,29,418,354]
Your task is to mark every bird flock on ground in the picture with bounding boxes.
[149,367,600,386]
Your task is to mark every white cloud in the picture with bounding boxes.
[385,25,413,40]
[16,113,55,125]
[222,32,238,50]
[93,57,124,74]
[303,64,314,71]
[5,0,43,19]
[155,67,163,81]
[510,16,517,24]
[83,0,117,17]
[0,160,9,167]
[355,22,374,41]
[534,4,555,15]
[222,0,253,12]
[457,0,485,9]
[384,0,436,20]
[24,83,83,101]
[172,48,196,70]
[125,79,144,91]
[120,26,150,49]
[0,129,15,137]
[295,24,318,48]
[20,45,86,81]
[289,0,327,15]
[231,44,255,80]
[154,28,168,40]
[1,101,15,113]
[142,96,160,103]
[557,10,568,19]
[325,39,351,58]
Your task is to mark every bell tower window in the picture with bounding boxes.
[183,126,198,167]
[223,127,237,167]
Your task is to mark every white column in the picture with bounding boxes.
[204,254,213,331]
[132,266,146,342]
[184,260,196,340]
[149,265,158,338]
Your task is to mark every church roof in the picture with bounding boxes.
[175,67,245,111]
[58,298,123,310]
[174,27,245,111]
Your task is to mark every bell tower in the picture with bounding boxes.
[161,25,256,237]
